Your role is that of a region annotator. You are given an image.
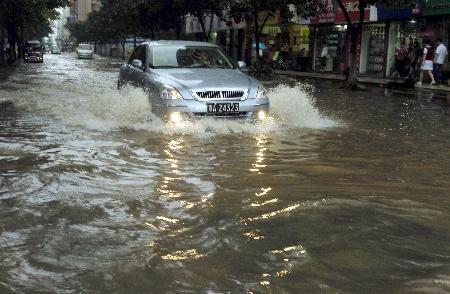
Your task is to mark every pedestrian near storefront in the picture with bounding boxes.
[433,38,448,85]
[417,39,436,86]
[408,41,422,79]
[320,41,328,72]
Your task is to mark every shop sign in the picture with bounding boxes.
[335,0,370,24]
[262,26,282,35]
[423,0,450,16]
[310,0,335,24]
[377,0,422,20]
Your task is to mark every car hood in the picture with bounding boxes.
[154,68,253,91]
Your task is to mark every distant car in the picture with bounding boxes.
[51,45,61,54]
[24,41,43,63]
[77,44,94,59]
[118,40,270,122]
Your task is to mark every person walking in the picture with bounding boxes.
[417,39,436,86]
[434,38,448,84]
[408,41,422,79]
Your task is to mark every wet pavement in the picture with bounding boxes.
[0,53,450,293]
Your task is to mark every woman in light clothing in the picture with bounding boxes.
[417,39,436,85]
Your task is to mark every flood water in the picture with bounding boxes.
[1,54,450,293]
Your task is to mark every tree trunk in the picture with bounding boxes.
[197,16,208,42]
[7,23,16,63]
[253,10,260,70]
[345,26,359,89]
[17,23,24,59]
[121,39,126,60]
[337,0,366,89]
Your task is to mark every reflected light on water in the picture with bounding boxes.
[250,198,278,207]
[243,230,265,240]
[248,204,301,222]
[255,187,271,197]
[249,134,268,172]
[156,216,179,224]
[161,249,205,261]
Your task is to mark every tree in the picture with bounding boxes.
[228,0,325,71]
[336,0,379,89]
[185,0,227,42]
[0,0,68,62]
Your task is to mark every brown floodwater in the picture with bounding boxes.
[0,54,449,293]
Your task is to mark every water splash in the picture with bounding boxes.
[56,83,341,136]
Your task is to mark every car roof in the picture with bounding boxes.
[143,40,219,48]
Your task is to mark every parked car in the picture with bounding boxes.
[118,40,269,122]
[77,44,94,59]
[24,41,43,63]
[51,45,61,54]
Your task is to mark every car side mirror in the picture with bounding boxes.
[237,61,246,69]
[131,59,143,69]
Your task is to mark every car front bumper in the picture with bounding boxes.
[151,97,270,120]
[78,54,93,59]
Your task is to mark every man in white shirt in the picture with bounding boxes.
[434,38,448,84]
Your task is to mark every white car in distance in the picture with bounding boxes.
[77,44,94,59]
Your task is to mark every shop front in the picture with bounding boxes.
[335,0,375,74]
[307,0,340,72]
[377,1,424,77]
[359,23,386,76]
[423,0,450,45]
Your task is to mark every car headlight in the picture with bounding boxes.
[159,85,183,100]
[256,87,267,99]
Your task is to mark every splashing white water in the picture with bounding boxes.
[1,56,341,136]
[56,83,341,136]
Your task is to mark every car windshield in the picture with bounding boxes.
[26,45,41,52]
[151,45,235,69]
[79,44,91,50]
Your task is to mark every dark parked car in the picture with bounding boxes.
[24,40,43,63]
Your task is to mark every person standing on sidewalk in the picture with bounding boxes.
[417,39,436,86]
[434,38,448,84]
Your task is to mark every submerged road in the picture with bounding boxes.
[0,53,450,293]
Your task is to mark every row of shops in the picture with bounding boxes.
[185,0,450,78]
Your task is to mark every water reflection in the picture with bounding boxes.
[249,134,268,173]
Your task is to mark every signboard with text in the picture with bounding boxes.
[335,0,370,24]
[377,0,422,20]
[423,0,450,15]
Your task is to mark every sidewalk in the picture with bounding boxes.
[275,70,450,93]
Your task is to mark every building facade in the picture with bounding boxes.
[182,0,450,79]
[69,0,101,22]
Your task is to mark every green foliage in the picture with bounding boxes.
[1,0,69,39]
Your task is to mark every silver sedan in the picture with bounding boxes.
[118,41,269,122]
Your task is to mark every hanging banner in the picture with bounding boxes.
[335,0,370,24]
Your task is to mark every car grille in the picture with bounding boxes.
[196,90,246,100]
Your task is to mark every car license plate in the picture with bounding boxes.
[207,103,239,114]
